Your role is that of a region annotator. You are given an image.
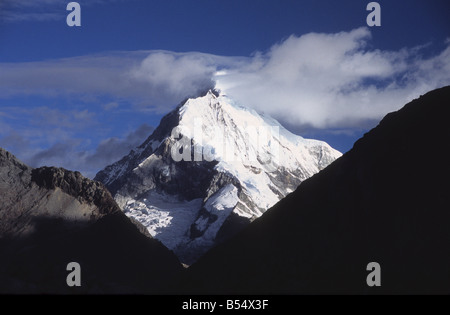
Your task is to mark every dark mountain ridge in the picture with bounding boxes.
[178,86,450,294]
[0,148,182,294]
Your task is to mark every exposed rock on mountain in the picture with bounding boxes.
[0,148,182,294]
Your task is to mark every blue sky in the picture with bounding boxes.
[0,0,449,177]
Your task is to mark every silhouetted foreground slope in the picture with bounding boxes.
[0,149,182,294]
[181,86,450,294]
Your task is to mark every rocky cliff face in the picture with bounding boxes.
[178,86,450,294]
[0,151,117,238]
[0,148,182,294]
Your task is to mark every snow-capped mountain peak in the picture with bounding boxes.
[95,89,341,264]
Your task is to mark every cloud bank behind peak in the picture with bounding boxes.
[1,27,449,130]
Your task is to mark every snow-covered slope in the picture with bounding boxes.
[95,89,342,264]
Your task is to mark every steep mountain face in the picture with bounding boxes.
[95,90,341,264]
[0,148,182,294]
[178,86,450,294]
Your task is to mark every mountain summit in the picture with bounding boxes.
[95,90,341,263]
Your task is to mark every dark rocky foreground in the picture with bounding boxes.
[0,149,182,294]
[177,86,450,294]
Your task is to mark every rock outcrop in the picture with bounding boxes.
[0,148,182,294]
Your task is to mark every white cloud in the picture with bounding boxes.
[216,27,450,129]
[1,116,154,179]
[0,0,65,22]
[1,28,449,129]
[2,27,450,178]
[102,102,120,111]
[4,0,65,6]
[0,51,242,112]
[0,105,99,175]
[25,123,154,178]
[129,52,216,101]
[0,0,134,22]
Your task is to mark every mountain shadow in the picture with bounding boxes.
[177,86,450,294]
